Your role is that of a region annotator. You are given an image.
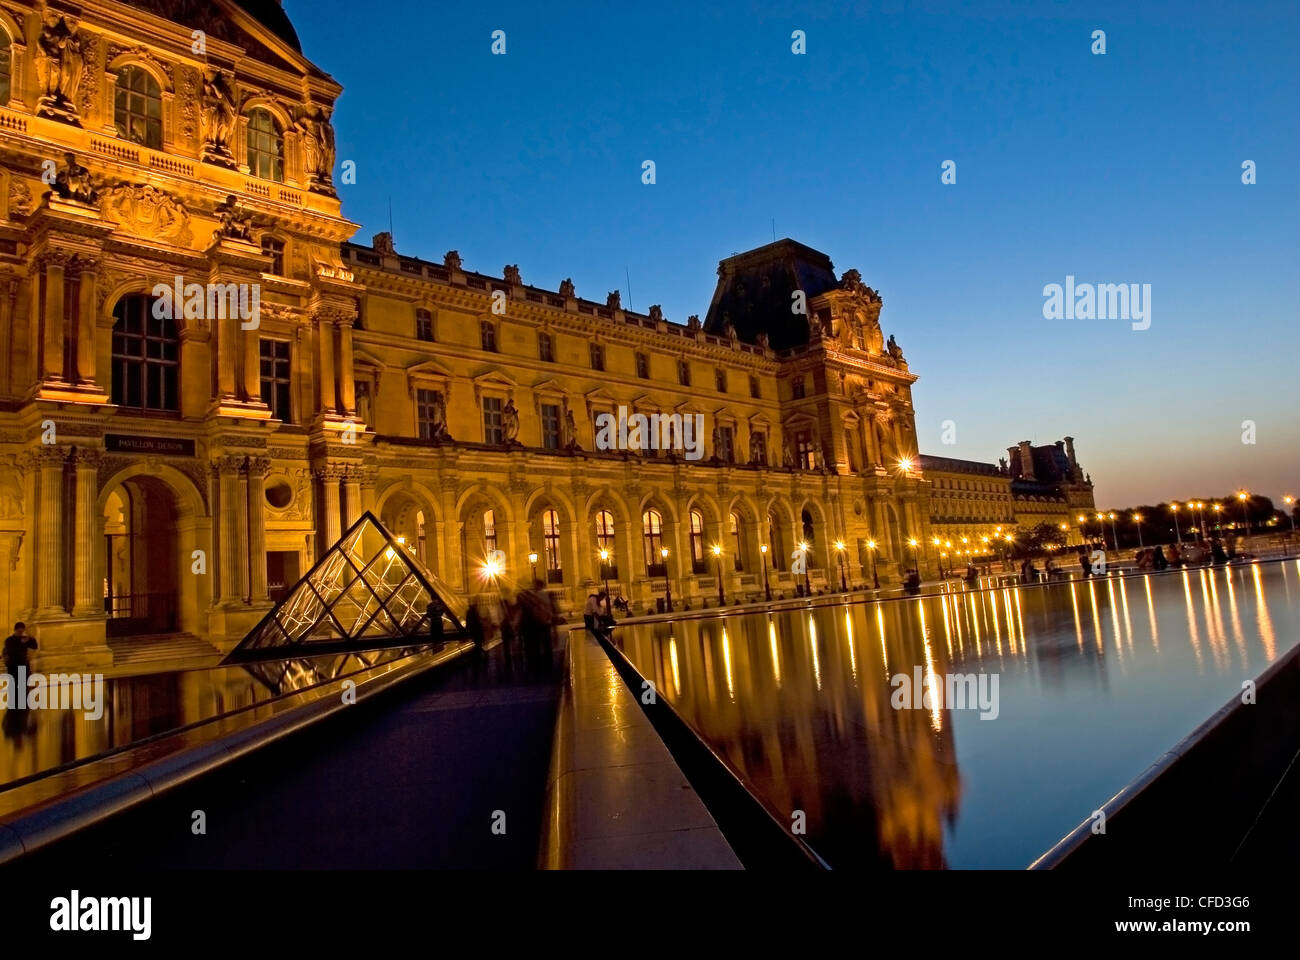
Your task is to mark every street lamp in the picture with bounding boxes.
[865,539,880,589]
[1169,503,1183,545]
[1095,512,1108,551]
[660,546,673,612]
[1237,491,1251,535]
[528,551,538,581]
[1283,495,1297,534]
[1077,513,1089,546]
[1107,512,1118,550]
[1212,502,1222,538]
[712,543,725,604]
[598,548,612,615]
[1059,522,1069,546]
[798,541,812,595]
[834,539,848,591]
[1132,513,1144,548]
[931,537,943,577]
[760,543,771,601]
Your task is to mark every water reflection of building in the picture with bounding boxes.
[0,0,1096,670]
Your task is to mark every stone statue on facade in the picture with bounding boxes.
[782,435,795,468]
[686,314,701,333]
[757,332,770,350]
[724,321,738,341]
[998,456,1008,475]
[212,194,254,243]
[648,304,664,324]
[35,13,85,123]
[200,70,238,167]
[372,232,394,256]
[840,268,865,295]
[559,277,575,298]
[51,153,98,204]
[711,425,722,462]
[502,399,519,443]
[886,334,904,362]
[606,290,621,310]
[355,382,372,426]
[429,391,450,441]
[443,250,462,271]
[295,105,337,193]
[562,408,580,450]
[504,264,522,286]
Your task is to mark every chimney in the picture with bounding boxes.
[1018,440,1036,481]
[1006,446,1021,478]
[1064,436,1077,468]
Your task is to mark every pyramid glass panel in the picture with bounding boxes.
[224,512,467,663]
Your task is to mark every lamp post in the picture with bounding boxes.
[1212,503,1222,539]
[1059,522,1069,547]
[528,551,538,582]
[798,541,812,595]
[1170,503,1183,545]
[712,543,725,604]
[661,546,673,612]
[1095,512,1108,551]
[1077,513,1089,548]
[834,539,848,591]
[760,543,771,601]
[1283,495,1296,535]
[598,548,612,615]
[1107,512,1118,551]
[866,539,880,589]
[1132,513,1144,548]
[1192,502,1205,540]
[931,538,943,577]
[1237,491,1251,535]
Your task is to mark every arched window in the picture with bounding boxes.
[246,108,284,182]
[643,509,665,576]
[801,509,817,566]
[115,66,163,149]
[730,513,744,571]
[483,509,497,555]
[689,509,706,574]
[111,294,178,411]
[542,509,562,583]
[595,510,617,579]
[0,31,12,104]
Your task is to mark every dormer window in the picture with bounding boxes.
[115,67,162,149]
[246,108,284,182]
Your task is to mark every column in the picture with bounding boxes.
[318,467,341,551]
[72,449,103,616]
[42,255,67,382]
[247,457,270,603]
[217,313,238,400]
[76,261,98,386]
[242,319,261,404]
[342,468,363,530]
[237,461,252,601]
[337,318,356,416]
[316,315,336,415]
[35,447,67,615]
[216,458,243,604]
[0,278,16,396]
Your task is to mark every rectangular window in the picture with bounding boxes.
[541,403,561,450]
[482,396,504,444]
[636,352,649,379]
[792,377,806,399]
[480,321,497,352]
[715,368,727,393]
[749,375,761,399]
[416,309,434,342]
[589,343,605,371]
[261,236,285,275]
[718,425,735,463]
[678,360,691,386]
[259,339,292,421]
[415,388,443,440]
[538,332,554,362]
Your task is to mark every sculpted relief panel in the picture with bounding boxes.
[100,183,193,245]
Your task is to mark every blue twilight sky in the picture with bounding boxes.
[285,0,1299,510]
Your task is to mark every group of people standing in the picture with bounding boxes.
[458,580,562,676]
[1134,538,1231,571]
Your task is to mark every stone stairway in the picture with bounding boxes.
[107,633,224,668]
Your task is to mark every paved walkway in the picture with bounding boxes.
[25,638,562,869]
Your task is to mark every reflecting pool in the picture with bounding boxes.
[613,560,1300,868]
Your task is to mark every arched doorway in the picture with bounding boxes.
[379,489,438,574]
[103,476,180,636]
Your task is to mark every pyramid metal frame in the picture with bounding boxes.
[223,510,467,664]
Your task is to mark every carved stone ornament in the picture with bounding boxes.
[212,194,255,243]
[503,264,522,286]
[100,183,191,244]
[50,153,99,204]
[605,290,620,310]
[294,104,337,195]
[8,179,33,217]
[200,69,238,168]
[558,278,575,298]
[443,250,462,271]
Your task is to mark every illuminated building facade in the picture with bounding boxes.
[0,0,1094,668]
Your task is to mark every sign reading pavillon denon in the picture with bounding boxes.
[104,434,197,457]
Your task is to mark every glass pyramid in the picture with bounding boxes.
[224,511,467,663]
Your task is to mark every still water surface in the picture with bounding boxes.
[614,560,1300,868]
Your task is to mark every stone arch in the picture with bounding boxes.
[798,498,831,568]
[581,486,632,588]
[98,461,210,636]
[456,483,517,591]
[522,487,576,587]
[725,492,762,574]
[764,494,796,572]
[375,478,440,574]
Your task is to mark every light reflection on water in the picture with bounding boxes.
[0,648,424,792]
[614,560,1300,868]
